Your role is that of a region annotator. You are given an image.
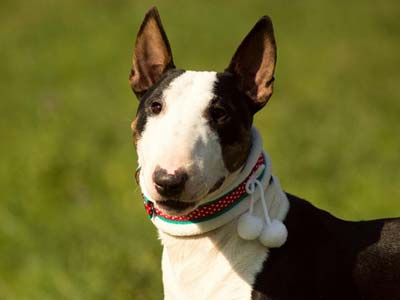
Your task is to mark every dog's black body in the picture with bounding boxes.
[252,194,400,300]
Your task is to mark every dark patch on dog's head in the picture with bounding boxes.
[204,15,277,172]
[205,72,253,172]
[131,69,185,144]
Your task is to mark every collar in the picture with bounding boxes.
[144,153,266,223]
[140,128,289,238]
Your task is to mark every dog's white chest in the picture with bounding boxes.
[160,222,268,300]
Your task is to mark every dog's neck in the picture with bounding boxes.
[141,128,290,243]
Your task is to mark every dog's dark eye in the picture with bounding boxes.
[150,101,163,114]
[210,106,228,122]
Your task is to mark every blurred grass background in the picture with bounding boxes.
[0,0,399,299]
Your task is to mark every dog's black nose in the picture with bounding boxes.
[153,167,188,197]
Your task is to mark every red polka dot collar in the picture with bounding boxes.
[143,154,265,225]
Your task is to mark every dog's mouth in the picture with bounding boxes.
[155,199,197,215]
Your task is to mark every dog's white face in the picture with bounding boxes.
[136,71,225,211]
[130,8,277,215]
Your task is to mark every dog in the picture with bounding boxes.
[129,7,400,300]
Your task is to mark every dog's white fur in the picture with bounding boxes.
[160,220,268,300]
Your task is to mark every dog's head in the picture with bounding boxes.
[130,7,276,216]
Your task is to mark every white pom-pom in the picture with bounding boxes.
[237,213,263,240]
[259,220,288,248]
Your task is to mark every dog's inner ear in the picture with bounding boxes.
[225,16,277,112]
[130,7,175,97]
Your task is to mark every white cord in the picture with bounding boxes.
[257,179,272,225]
[245,163,274,223]
[245,164,267,215]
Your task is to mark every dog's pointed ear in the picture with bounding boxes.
[129,7,175,98]
[226,16,277,112]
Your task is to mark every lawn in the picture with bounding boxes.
[1,0,399,299]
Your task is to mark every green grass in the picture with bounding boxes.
[1,0,399,299]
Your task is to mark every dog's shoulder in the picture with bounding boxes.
[251,194,400,300]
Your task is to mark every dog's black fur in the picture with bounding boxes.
[252,195,400,300]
